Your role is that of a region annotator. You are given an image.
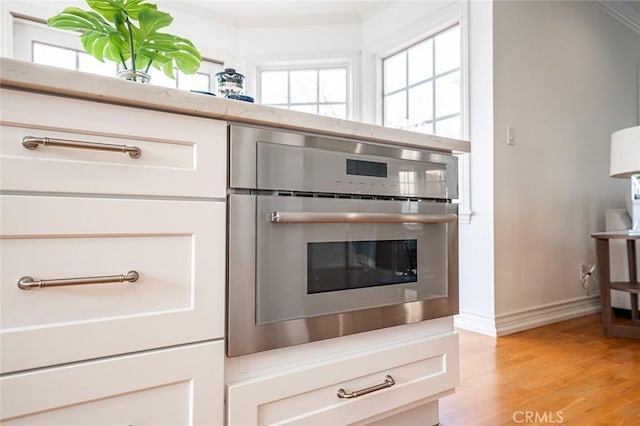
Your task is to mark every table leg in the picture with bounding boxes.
[595,238,612,336]
[628,240,639,323]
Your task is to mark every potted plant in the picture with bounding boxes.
[48,0,201,83]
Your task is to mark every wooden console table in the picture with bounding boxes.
[591,231,640,339]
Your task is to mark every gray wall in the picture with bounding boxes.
[492,0,640,318]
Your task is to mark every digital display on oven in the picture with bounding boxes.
[346,159,388,178]
[307,239,417,294]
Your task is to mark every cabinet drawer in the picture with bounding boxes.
[0,195,225,374]
[0,341,223,425]
[0,88,226,198]
[227,332,459,425]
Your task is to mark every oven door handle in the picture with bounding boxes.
[270,211,458,224]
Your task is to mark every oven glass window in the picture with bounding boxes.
[307,239,417,294]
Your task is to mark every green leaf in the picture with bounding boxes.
[86,0,125,22]
[136,33,201,76]
[113,12,129,37]
[139,49,172,64]
[86,0,156,22]
[108,31,130,62]
[80,32,106,61]
[48,7,113,33]
[170,41,202,74]
[49,7,132,68]
[48,0,201,80]
[122,0,156,20]
[137,8,173,36]
[161,60,175,79]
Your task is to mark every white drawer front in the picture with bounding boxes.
[0,88,226,198]
[0,195,225,373]
[227,332,459,426]
[0,341,223,426]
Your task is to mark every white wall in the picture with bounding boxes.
[492,1,640,323]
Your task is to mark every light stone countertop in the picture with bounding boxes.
[0,58,470,153]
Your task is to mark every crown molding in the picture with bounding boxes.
[594,1,640,34]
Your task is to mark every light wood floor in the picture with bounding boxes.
[439,314,640,426]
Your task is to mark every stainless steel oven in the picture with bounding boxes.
[227,124,458,357]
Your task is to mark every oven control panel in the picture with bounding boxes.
[228,124,458,200]
[256,141,452,199]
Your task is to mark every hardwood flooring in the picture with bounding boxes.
[439,314,640,426]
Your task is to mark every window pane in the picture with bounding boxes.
[33,43,76,70]
[408,82,433,128]
[178,72,210,92]
[413,122,434,135]
[319,68,346,103]
[384,91,407,128]
[290,104,317,114]
[290,70,317,103]
[435,115,461,139]
[78,52,117,77]
[319,104,347,119]
[435,71,460,118]
[147,67,176,88]
[261,71,288,104]
[408,39,433,85]
[435,25,460,75]
[383,51,406,94]
[260,66,349,117]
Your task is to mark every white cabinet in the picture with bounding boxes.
[227,332,459,426]
[1,195,225,374]
[0,88,226,198]
[1,341,224,426]
[0,87,226,425]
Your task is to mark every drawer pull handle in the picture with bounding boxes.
[337,375,396,399]
[22,136,142,158]
[17,271,139,290]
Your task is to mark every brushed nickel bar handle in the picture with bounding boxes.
[271,211,457,224]
[22,136,142,158]
[17,271,139,290]
[337,375,396,399]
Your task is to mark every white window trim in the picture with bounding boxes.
[258,65,350,118]
[249,53,358,121]
[381,23,461,135]
[458,0,473,224]
[371,1,473,224]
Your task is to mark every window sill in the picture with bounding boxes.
[458,210,474,225]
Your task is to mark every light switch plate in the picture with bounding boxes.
[507,125,515,145]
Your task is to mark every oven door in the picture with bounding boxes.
[227,194,458,357]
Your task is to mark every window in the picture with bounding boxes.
[33,42,117,76]
[32,41,217,91]
[259,67,349,119]
[382,24,461,139]
[13,16,222,92]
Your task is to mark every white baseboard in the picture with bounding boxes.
[495,296,601,336]
[455,296,601,337]
[454,311,498,336]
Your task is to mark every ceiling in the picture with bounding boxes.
[176,1,640,32]
[178,1,395,27]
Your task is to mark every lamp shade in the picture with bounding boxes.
[610,125,640,178]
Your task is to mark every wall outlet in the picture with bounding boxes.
[580,263,596,294]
